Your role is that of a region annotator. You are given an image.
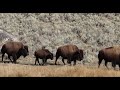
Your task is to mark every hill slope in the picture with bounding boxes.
[0,13,120,64]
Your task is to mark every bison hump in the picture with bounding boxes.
[106,47,113,49]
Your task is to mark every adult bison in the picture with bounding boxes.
[98,46,120,70]
[34,48,53,65]
[1,41,29,63]
[55,44,83,65]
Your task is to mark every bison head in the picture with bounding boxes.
[49,53,53,60]
[51,53,54,60]
[22,49,28,57]
[73,49,84,61]
[24,45,29,55]
[78,49,84,61]
[18,48,28,58]
[45,50,54,60]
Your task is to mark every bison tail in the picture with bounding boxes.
[1,45,6,54]
[56,49,60,56]
[56,49,61,59]
[98,50,104,61]
[34,51,36,56]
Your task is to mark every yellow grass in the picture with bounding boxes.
[0,63,120,77]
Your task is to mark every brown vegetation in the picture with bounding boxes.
[0,62,119,77]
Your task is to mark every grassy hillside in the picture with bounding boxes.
[0,13,120,64]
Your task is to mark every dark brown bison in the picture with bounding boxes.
[55,44,83,65]
[34,48,53,65]
[98,46,120,70]
[1,41,29,63]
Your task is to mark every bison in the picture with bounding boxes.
[1,41,29,63]
[55,44,83,65]
[98,46,120,70]
[34,48,53,65]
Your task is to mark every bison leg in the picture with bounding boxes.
[55,59,58,65]
[8,55,13,63]
[43,59,47,65]
[105,61,109,69]
[35,57,38,65]
[2,53,5,62]
[112,61,116,70]
[113,64,116,70]
[12,54,17,64]
[44,58,47,65]
[112,62,114,67]
[68,57,72,66]
[62,58,65,65]
[55,54,60,65]
[45,59,47,63]
[35,59,37,65]
[73,60,76,66]
[42,59,46,65]
[42,59,44,65]
[98,59,102,68]
[69,61,71,66]
[37,59,40,65]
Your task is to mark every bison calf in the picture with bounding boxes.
[34,48,53,65]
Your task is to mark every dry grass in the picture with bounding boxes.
[0,62,120,77]
[0,56,120,77]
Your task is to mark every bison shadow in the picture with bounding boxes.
[0,60,11,63]
[17,62,64,66]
